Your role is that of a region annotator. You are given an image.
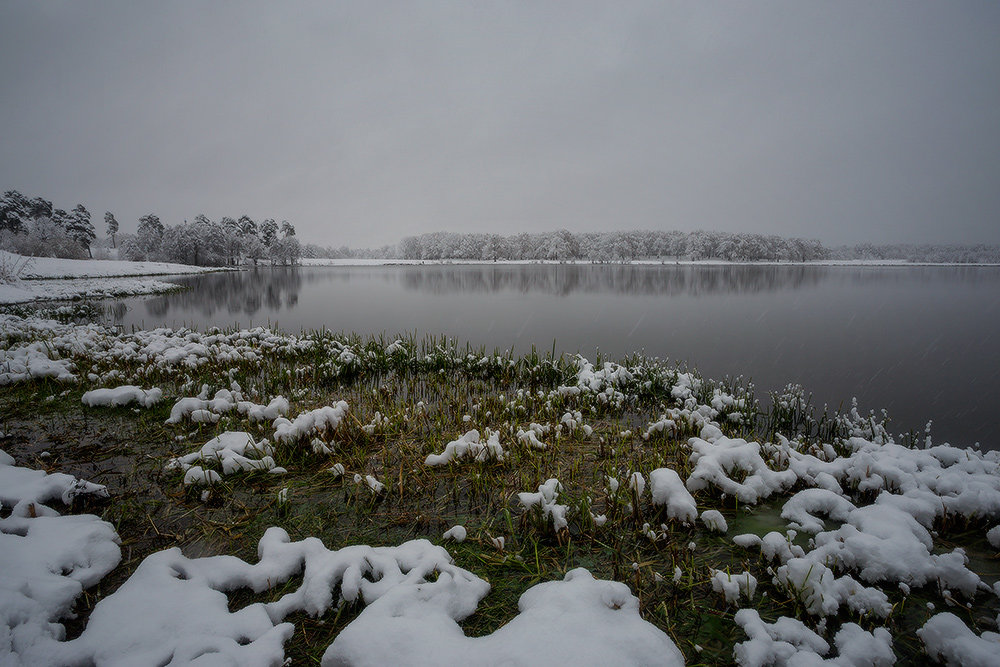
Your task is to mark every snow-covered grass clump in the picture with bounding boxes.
[164,382,289,426]
[711,569,757,605]
[648,467,698,524]
[734,609,894,666]
[82,385,162,408]
[164,431,286,485]
[272,401,349,446]
[517,478,569,532]
[425,429,506,466]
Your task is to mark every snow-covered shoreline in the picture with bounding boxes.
[7,252,230,280]
[0,251,230,304]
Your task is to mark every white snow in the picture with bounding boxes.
[686,431,797,504]
[3,450,684,667]
[443,525,467,542]
[0,450,121,663]
[516,426,549,450]
[82,385,162,408]
[0,276,189,304]
[918,612,1000,666]
[323,567,685,667]
[273,401,350,445]
[701,509,728,533]
[425,429,506,466]
[648,467,698,524]
[0,341,77,385]
[238,395,290,422]
[517,478,570,532]
[711,570,757,605]
[734,609,894,666]
[4,251,224,280]
[165,431,284,484]
[627,471,646,498]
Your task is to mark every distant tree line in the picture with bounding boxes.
[298,243,397,261]
[396,230,830,262]
[394,231,1000,264]
[0,189,301,266]
[831,243,1000,264]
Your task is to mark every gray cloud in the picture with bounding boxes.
[1,1,998,247]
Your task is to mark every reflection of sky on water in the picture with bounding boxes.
[109,264,1000,448]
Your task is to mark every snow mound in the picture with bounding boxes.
[516,426,549,450]
[323,567,684,667]
[0,341,76,385]
[711,570,757,605]
[701,509,728,533]
[82,385,162,408]
[0,450,110,509]
[442,525,467,542]
[0,451,121,665]
[686,432,797,504]
[734,609,894,667]
[918,612,1000,667]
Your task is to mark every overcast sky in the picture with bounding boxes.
[1,1,998,248]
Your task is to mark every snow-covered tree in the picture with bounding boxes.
[280,220,296,238]
[238,214,257,238]
[104,211,119,248]
[28,197,52,222]
[137,214,164,256]
[269,236,300,265]
[67,205,96,257]
[1,190,28,233]
[399,235,422,259]
[244,235,266,265]
[260,219,278,247]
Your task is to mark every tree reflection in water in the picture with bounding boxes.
[401,264,826,297]
[138,268,303,322]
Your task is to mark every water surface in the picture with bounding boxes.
[109,264,1000,448]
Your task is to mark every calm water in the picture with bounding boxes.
[108,264,1000,448]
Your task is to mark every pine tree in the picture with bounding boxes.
[105,212,119,248]
[1,190,28,233]
[67,205,97,257]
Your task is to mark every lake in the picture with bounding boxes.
[107,263,1000,448]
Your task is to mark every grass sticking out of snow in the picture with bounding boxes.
[2,319,999,665]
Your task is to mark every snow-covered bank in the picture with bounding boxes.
[0,251,229,304]
[4,251,227,280]
[0,276,188,304]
